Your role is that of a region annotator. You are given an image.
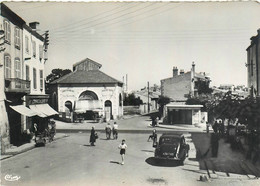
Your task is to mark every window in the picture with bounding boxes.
[251,60,254,76]
[4,55,11,78]
[32,41,36,58]
[40,70,43,90]
[4,20,11,43]
[33,68,37,89]
[39,45,43,60]
[25,36,29,53]
[26,65,30,81]
[14,27,20,48]
[14,59,21,78]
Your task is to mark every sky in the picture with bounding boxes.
[4,1,260,91]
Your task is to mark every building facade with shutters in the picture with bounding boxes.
[48,58,124,122]
[0,3,53,151]
[247,29,260,97]
[0,3,26,149]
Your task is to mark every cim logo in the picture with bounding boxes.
[4,174,21,181]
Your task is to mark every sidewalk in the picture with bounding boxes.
[1,133,68,160]
[191,132,260,179]
[55,117,207,133]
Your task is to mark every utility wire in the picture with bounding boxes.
[52,3,155,35]
[50,3,129,32]
[51,3,144,34]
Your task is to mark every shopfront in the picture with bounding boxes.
[164,104,203,125]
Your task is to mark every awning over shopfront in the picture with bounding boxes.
[74,100,102,113]
[10,105,37,117]
[29,104,58,118]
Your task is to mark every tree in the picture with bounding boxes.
[46,68,72,83]
[157,96,170,107]
[157,96,171,117]
[195,79,213,95]
[123,93,143,106]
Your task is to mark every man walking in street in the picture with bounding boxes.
[118,139,127,165]
[211,127,219,157]
[90,127,96,146]
[113,122,118,139]
[105,123,112,139]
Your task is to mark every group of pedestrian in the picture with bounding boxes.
[213,119,225,136]
[89,121,127,165]
[105,122,118,139]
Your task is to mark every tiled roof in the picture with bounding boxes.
[73,58,102,68]
[50,70,123,85]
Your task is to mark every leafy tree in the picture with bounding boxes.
[123,93,143,106]
[195,79,213,95]
[157,96,171,107]
[157,96,171,117]
[46,68,72,83]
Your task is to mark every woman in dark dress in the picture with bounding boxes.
[90,127,96,146]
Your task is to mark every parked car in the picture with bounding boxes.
[154,133,190,162]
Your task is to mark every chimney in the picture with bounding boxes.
[192,62,195,74]
[180,69,184,75]
[29,22,40,30]
[173,66,178,77]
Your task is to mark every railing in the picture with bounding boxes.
[5,78,30,94]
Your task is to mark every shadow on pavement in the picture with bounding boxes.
[110,161,120,164]
[188,158,198,161]
[83,144,93,147]
[141,150,154,153]
[182,168,206,175]
[191,132,260,177]
[145,157,183,167]
[35,143,45,147]
[99,138,110,140]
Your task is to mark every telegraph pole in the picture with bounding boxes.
[148,81,150,113]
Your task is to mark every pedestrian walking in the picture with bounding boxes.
[118,139,127,165]
[147,129,157,142]
[155,117,159,126]
[211,127,219,157]
[105,123,112,139]
[113,122,118,139]
[90,127,96,146]
[206,122,210,133]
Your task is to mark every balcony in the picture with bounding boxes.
[5,78,30,94]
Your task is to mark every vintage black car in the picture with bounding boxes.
[154,133,190,162]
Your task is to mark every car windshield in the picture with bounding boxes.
[159,137,179,145]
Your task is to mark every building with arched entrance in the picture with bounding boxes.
[48,58,124,122]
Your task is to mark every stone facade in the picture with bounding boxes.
[161,72,192,101]
[161,63,210,101]
[247,29,260,97]
[57,84,123,119]
[49,58,124,121]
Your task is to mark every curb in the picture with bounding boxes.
[1,134,68,160]
[56,128,205,134]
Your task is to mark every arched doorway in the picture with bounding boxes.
[104,100,112,121]
[76,90,99,120]
[65,101,72,112]
[79,90,98,100]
